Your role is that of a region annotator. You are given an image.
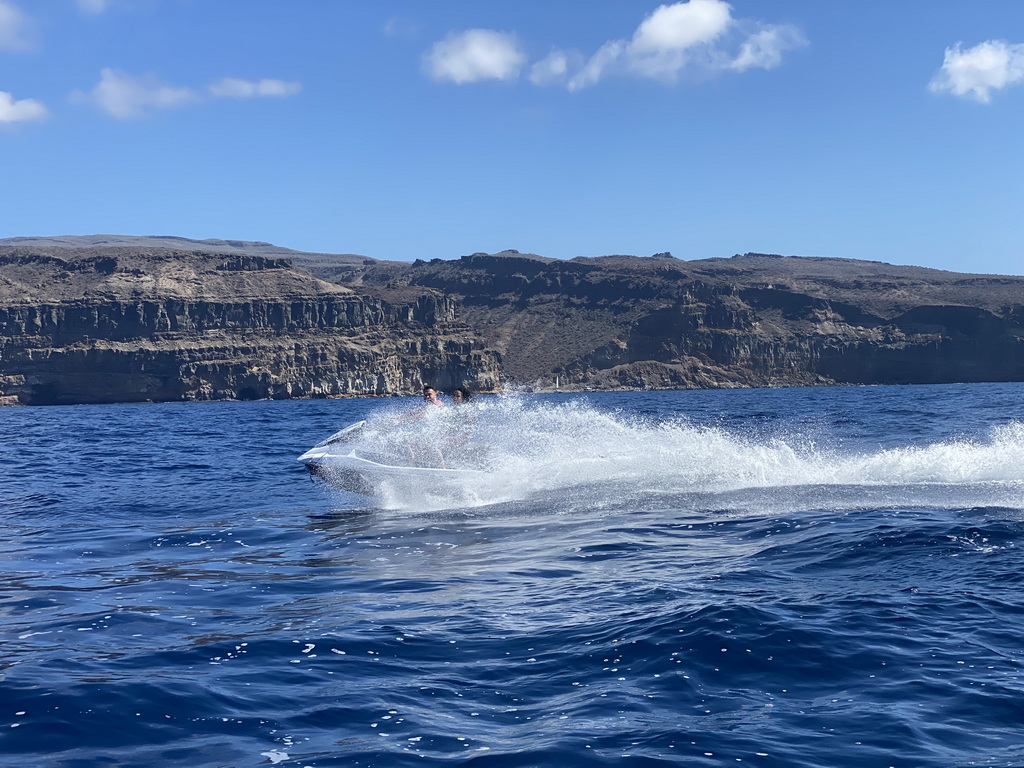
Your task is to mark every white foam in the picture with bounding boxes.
[338,396,1024,511]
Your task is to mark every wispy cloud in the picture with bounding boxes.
[73,68,196,119]
[529,50,575,86]
[209,78,302,98]
[383,16,418,38]
[566,41,626,91]
[567,0,806,90]
[0,0,32,51]
[729,24,807,72]
[0,89,47,123]
[929,40,1024,103]
[424,29,526,84]
[424,0,805,91]
[74,70,303,118]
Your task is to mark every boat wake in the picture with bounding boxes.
[302,396,1024,512]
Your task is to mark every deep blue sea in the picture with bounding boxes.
[2,383,1024,768]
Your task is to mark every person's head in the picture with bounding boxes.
[452,386,472,404]
[423,385,438,401]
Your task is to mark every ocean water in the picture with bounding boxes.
[2,383,1024,768]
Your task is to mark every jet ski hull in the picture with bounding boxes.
[298,421,488,497]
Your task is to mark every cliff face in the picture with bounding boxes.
[357,251,1024,390]
[0,246,501,405]
[2,241,1023,405]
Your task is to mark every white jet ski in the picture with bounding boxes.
[297,420,489,497]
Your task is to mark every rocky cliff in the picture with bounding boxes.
[353,250,1024,390]
[1,237,1022,405]
[0,245,501,405]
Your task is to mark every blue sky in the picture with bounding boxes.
[2,1,1023,275]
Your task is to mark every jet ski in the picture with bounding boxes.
[297,420,488,497]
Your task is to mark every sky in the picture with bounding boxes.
[1,1,1023,275]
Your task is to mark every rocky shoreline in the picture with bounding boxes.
[1,237,1022,405]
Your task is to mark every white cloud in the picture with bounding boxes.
[568,41,626,92]
[568,0,730,89]
[75,68,196,119]
[422,1,800,89]
[209,77,302,98]
[424,29,526,84]
[729,24,807,72]
[0,90,47,122]
[630,0,732,54]
[929,40,1024,103]
[529,50,573,86]
[73,70,304,118]
[0,0,31,51]
[559,0,805,91]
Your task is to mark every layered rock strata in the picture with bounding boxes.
[0,246,500,405]
[2,239,1023,405]
[356,250,1024,390]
